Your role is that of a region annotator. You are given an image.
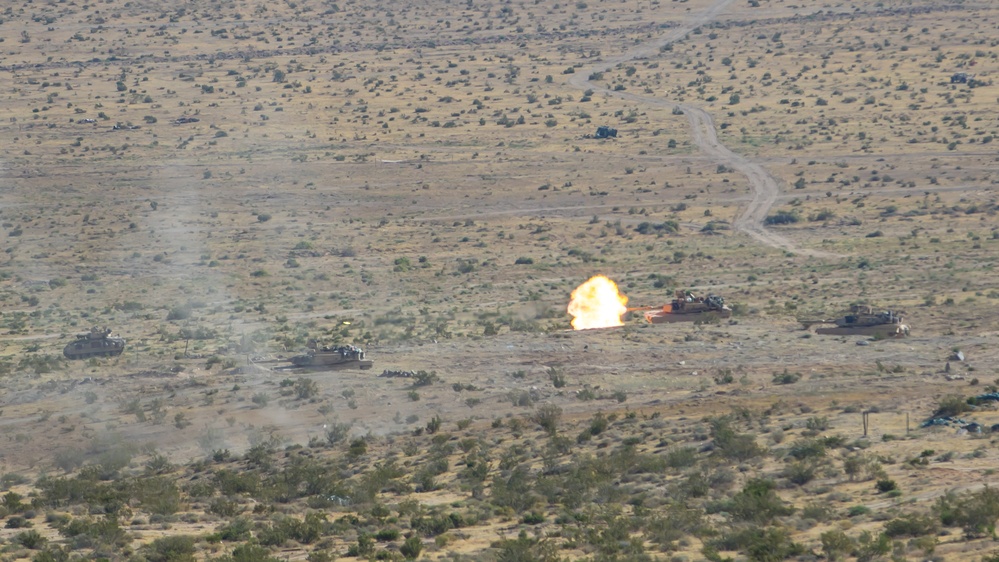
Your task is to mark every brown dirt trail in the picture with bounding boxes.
[568,0,839,258]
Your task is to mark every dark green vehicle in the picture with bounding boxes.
[63,327,126,359]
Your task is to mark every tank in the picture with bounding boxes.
[63,327,126,359]
[287,341,373,371]
[805,305,909,337]
[635,290,732,324]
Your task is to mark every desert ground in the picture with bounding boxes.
[1,0,999,559]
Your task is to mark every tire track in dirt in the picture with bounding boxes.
[568,0,837,258]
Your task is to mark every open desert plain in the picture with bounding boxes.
[2,0,999,559]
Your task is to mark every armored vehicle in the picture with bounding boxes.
[804,305,909,337]
[287,341,373,371]
[632,290,732,324]
[63,327,126,359]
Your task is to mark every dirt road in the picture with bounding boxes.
[568,0,836,258]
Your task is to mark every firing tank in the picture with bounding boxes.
[631,290,732,324]
[63,326,126,359]
[286,341,373,371]
[802,305,909,337]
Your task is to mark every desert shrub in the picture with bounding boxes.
[820,530,854,561]
[801,503,832,522]
[6,515,31,528]
[876,478,898,493]
[213,543,281,562]
[711,417,765,461]
[935,394,973,417]
[805,416,829,431]
[348,438,368,457]
[587,413,609,436]
[645,504,708,548]
[425,415,442,434]
[883,513,938,538]
[214,517,252,542]
[710,525,803,561]
[308,550,336,562]
[132,476,182,515]
[14,529,46,549]
[635,220,679,234]
[787,439,826,460]
[166,304,193,321]
[727,479,794,523]
[57,515,130,551]
[143,535,196,562]
[411,512,463,537]
[491,530,562,561]
[843,454,881,481]
[400,536,423,559]
[17,354,66,375]
[531,404,562,435]
[325,422,351,445]
[783,460,817,485]
[208,497,243,518]
[935,486,999,538]
[521,511,545,525]
[771,370,800,384]
[490,466,536,512]
[214,469,260,496]
[509,390,533,408]
[665,446,698,469]
[294,378,319,400]
[412,370,439,387]
[764,210,801,225]
[854,531,891,562]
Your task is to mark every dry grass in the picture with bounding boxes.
[1,0,999,559]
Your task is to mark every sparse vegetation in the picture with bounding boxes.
[0,0,996,560]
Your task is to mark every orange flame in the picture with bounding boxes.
[568,275,629,330]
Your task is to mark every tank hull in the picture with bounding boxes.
[644,308,732,323]
[814,324,909,337]
[637,291,732,324]
[285,344,373,371]
[809,305,909,338]
[285,358,374,371]
[63,337,126,359]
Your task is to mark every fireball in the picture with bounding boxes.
[568,275,629,330]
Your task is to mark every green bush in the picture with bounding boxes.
[820,530,854,561]
[764,210,801,225]
[711,418,765,461]
[214,543,281,562]
[14,529,46,549]
[935,394,973,417]
[875,478,898,493]
[728,479,795,523]
[783,460,817,486]
[143,535,196,562]
[883,513,938,538]
[936,487,999,538]
[400,535,423,559]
